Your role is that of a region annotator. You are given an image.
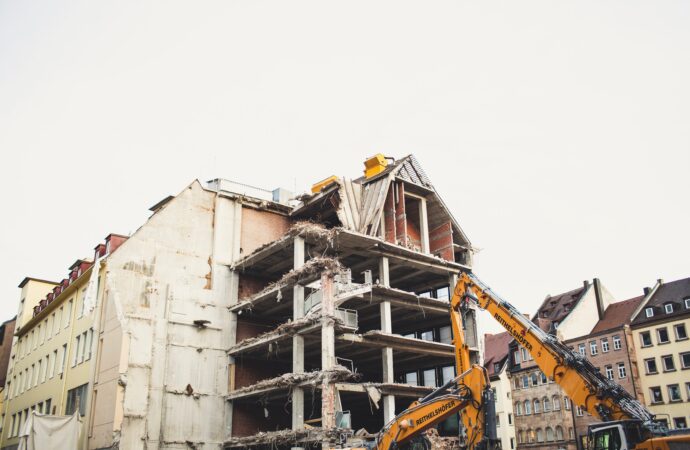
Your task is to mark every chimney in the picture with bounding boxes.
[583,280,590,290]
[643,287,651,296]
[593,278,605,321]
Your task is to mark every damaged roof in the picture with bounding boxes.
[293,154,471,248]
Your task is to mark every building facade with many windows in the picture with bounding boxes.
[565,293,644,448]
[484,332,516,450]
[630,277,690,431]
[0,235,126,450]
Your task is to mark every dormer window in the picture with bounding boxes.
[685,298,690,309]
[105,240,111,255]
[664,303,674,314]
[645,307,654,318]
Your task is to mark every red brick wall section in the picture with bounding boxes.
[236,320,273,342]
[240,208,291,257]
[233,402,292,437]
[429,222,454,262]
[238,275,267,300]
[0,318,16,387]
[383,186,396,243]
[394,182,407,246]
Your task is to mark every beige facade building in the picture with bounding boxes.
[0,236,126,450]
[630,277,690,431]
[484,332,516,450]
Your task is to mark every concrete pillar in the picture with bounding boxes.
[292,237,305,430]
[419,197,429,254]
[378,257,395,423]
[321,272,336,430]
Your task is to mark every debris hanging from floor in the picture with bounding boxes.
[224,427,351,448]
[229,365,359,397]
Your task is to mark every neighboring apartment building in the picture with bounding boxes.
[565,288,644,448]
[510,279,614,450]
[630,276,690,431]
[0,318,17,440]
[484,332,516,450]
[0,235,127,450]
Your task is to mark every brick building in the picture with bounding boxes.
[565,290,644,448]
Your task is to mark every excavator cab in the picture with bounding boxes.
[586,421,647,450]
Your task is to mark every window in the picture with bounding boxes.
[45,398,52,415]
[521,376,528,389]
[555,426,564,441]
[662,355,675,372]
[675,324,688,340]
[515,402,522,416]
[553,395,561,411]
[675,417,688,430]
[601,338,609,353]
[618,363,627,379]
[41,356,47,383]
[685,298,690,309]
[681,352,690,369]
[578,343,586,356]
[521,347,531,361]
[513,350,521,365]
[436,286,450,301]
[50,349,57,378]
[664,303,674,314]
[510,438,515,449]
[543,396,551,412]
[518,430,524,444]
[650,386,663,404]
[508,413,512,425]
[668,384,681,402]
[441,366,455,384]
[420,330,434,342]
[536,428,544,443]
[530,372,538,386]
[540,372,547,384]
[423,369,436,387]
[533,398,541,413]
[590,341,598,355]
[513,377,520,390]
[59,344,67,374]
[54,309,61,335]
[605,365,614,380]
[645,358,658,374]
[65,383,88,416]
[527,429,534,443]
[72,335,80,367]
[576,405,584,416]
[546,427,554,442]
[657,328,670,344]
[78,331,87,364]
[613,335,621,350]
[496,414,500,427]
[46,317,52,339]
[439,326,452,344]
[645,307,654,317]
[640,331,652,347]
[564,396,571,410]
[523,400,531,415]
[569,428,574,439]
[687,382,690,399]
[405,372,418,386]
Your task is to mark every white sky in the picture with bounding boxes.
[1,1,688,335]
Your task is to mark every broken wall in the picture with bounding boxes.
[89,182,238,450]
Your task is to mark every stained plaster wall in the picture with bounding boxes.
[89,181,241,450]
[556,285,613,341]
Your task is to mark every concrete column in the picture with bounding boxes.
[378,257,395,423]
[292,237,305,430]
[320,273,336,430]
[419,197,429,254]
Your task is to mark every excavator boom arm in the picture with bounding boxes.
[453,272,655,429]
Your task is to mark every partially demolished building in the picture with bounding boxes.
[2,154,478,450]
[226,155,478,449]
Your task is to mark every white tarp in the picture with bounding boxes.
[18,411,81,450]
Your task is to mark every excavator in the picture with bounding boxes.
[354,272,690,450]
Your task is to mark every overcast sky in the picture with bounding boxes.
[1,1,688,335]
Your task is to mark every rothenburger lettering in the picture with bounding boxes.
[415,401,456,426]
